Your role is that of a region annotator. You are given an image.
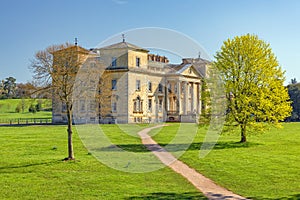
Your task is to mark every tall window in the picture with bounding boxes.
[158,99,163,112]
[133,96,143,112]
[168,82,172,93]
[80,100,85,112]
[111,57,117,67]
[148,98,152,112]
[112,79,117,90]
[89,100,96,111]
[148,81,152,92]
[158,83,163,93]
[112,102,117,112]
[136,57,140,67]
[136,80,141,91]
[62,103,67,112]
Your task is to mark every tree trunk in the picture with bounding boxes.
[240,124,247,143]
[66,105,74,160]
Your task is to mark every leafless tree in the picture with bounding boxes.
[30,43,90,160]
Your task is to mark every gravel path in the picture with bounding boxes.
[138,125,249,200]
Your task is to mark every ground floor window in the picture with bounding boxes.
[133,96,143,112]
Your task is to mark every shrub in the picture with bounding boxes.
[15,105,21,113]
[29,104,37,113]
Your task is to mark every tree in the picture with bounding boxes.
[3,77,17,98]
[290,78,297,84]
[214,34,292,142]
[0,80,5,99]
[30,43,90,160]
[198,79,211,126]
[15,82,37,98]
[287,83,300,121]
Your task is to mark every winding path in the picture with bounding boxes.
[138,125,249,200]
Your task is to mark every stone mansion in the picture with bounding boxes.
[52,40,210,124]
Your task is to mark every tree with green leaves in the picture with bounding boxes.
[214,34,291,142]
[3,77,17,98]
[199,79,211,126]
[287,82,300,121]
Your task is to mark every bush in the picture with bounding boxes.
[36,100,43,111]
[15,105,21,113]
[29,104,37,113]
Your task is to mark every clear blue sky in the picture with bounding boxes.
[0,0,299,84]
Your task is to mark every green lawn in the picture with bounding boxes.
[0,99,52,122]
[0,125,206,200]
[0,99,51,113]
[151,123,300,199]
[0,111,52,119]
[1,123,299,199]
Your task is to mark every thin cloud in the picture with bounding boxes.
[112,0,128,5]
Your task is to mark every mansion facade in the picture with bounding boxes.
[52,40,210,124]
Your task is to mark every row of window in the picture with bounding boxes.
[112,79,164,93]
[70,97,163,114]
[111,80,195,98]
[111,57,140,67]
[133,96,163,113]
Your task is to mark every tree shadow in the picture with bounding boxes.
[0,159,62,171]
[187,141,262,151]
[248,194,300,200]
[126,192,207,199]
[97,141,261,153]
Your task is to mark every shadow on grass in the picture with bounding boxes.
[0,160,62,171]
[248,194,300,200]
[126,192,207,200]
[98,141,261,153]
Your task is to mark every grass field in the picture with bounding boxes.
[0,99,52,119]
[0,125,206,200]
[151,123,300,199]
[1,123,299,199]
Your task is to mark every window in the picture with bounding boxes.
[158,83,163,93]
[168,82,172,93]
[80,100,85,112]
[90,62,96,68]
[89,100,96,111]
[133,96,143,112]
[112,79,117,90]
[136,80,141,91]
[111,57,117,67]
[148,99,152,112]
[62,103,67,112]
[136,57,140,67]
[158,99,163,112]
[112,102,117,112]
[148,81,152,92]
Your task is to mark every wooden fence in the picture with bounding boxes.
[0,118,52,125]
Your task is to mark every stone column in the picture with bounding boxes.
[184,81,189,115]
[190,82,194,113]
[177,81,181,114]
[196,83,201,114]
